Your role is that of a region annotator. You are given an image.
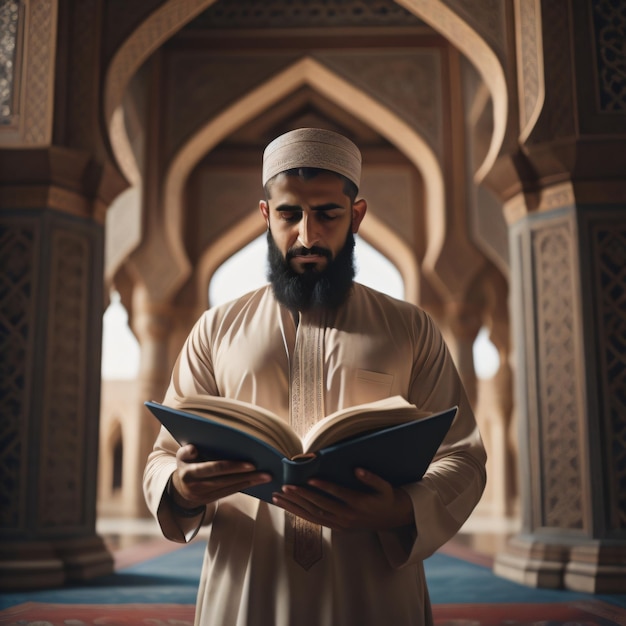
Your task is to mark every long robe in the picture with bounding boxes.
[144,283,487,626]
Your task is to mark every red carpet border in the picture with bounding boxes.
[0,602,195,625]
[1,600,626,625]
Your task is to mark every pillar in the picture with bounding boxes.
[443,301,483,407]
[494,187,626,593]
[490,0,626,592]
[120,288,175,518]
[0,149,118,588]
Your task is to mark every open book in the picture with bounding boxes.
[145,395,457,503]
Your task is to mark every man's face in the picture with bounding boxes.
[259,172,366,273]
[259,171,367,311]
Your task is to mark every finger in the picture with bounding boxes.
[192,472,272,502]
[177,444,199,462]
[278,485,349,521]
[304,475,381,507]
[201,460,259,476]
[353,468,392,494]
[272,492,343,530]
[186,472,272,501]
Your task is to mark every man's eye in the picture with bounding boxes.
[318,212,339,221]
[280,212,301,222]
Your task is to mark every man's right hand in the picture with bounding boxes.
[168,444,272,509]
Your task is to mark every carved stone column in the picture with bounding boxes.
[443,301,483,407]
[0,150,120,588]
[122,288,175,518]
[493,188,626,593]
[486,0,626,593]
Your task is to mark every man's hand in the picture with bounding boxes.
[168,444,272,509]
[271,468,415,532]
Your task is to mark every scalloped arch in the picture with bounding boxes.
[103,1,507,302]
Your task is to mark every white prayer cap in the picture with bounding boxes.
[262,128,362,189]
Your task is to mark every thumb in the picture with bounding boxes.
[177,444,199,462]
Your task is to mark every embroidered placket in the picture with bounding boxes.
[286,311,325,570]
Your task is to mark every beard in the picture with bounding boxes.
[266,229,356,312]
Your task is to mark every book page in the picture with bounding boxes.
[301,395,430,453]
[171,394,430,460]
[173,395,303,458]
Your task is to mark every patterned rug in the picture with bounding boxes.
[1,538,625,625]
[2,599,626,625]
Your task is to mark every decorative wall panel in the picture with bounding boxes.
[0,219,38,530]
[186,0,425,29]
[0,0,56,145]
[532,219,584,530]
[529,0,576,143]
[165,53,299,157]
[445,0,506,58]
[591,0,626,113]
[590,219,626,529]
[0,0,20,127]
[516,0,542,139]
[22,0,54,144]
[316,50,443,158]
[40,230,90,528]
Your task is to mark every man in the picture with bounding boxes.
[144,128,487,625]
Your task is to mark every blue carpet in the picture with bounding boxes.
[1,542,625,610]
[0,544,203,608]
[425,553,626,607]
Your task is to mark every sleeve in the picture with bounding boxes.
[142,312,219,543]
[378,310,487,568]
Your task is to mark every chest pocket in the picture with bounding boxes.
[354,369,394,404]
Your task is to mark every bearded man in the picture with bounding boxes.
[143,128,487,626]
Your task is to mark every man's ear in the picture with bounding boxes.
[259,200,270,228]
[351,199,367,233]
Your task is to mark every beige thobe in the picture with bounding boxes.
[143,283,486,626]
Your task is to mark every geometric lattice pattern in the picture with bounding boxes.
[517,0,541,135]
[318,50,443,157]
[540,0,576,139]
[592,222,626,529]
[591,0,626,112]
[189,0,424,28]
[0,0,19,124]
[40,230,90,528]
[532,222,584,530]
[0,221,37,529]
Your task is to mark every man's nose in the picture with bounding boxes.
[297,214,319,248]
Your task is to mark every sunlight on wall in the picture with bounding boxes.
[101,237,499,380]
[473,327,500,379]
[101,291,140,380]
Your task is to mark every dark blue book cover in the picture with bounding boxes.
[145,399,457,503]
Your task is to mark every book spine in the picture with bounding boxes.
[282,455,321,486]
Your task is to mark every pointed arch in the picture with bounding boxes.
[101,1,508,303]
[396,0,508,183]
[103,0,219,185]
[103,0,507,189]
[164,57,441,301]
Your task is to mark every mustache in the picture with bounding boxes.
[286,246,332,261]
